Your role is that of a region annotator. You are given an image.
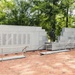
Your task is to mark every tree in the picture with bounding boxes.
[60,0,75,27]
[0,0,31,25]
[0,0,16,24]
[30,0,60,41]
[9,0,31,25]
[0,0,75,41]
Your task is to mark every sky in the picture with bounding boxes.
[72,10,75,15]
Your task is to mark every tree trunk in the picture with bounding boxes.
[52,0,56,41]
[66,7,68,27]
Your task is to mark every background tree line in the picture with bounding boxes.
[0,0,75,41]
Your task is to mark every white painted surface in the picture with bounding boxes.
[46,28,75,50]
[0,25,48,54]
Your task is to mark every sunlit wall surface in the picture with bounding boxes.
[0,25,48,54]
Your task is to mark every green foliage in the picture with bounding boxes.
[0,0,75,41]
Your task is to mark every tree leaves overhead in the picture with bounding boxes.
[0,0,75,41]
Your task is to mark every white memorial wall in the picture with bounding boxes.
[46,28,75,50]
[58,28,75,42]
[0,25,48,54]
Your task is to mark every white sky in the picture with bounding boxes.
[72,10,75,15]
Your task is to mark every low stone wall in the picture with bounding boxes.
[46,28,75,50]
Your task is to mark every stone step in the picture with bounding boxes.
[0,55,25,61]
[40,49,70,55]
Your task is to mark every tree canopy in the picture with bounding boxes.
[0,0,75,41]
